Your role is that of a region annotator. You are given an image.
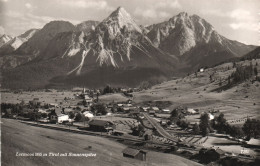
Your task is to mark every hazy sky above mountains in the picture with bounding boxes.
[0,0,259,45]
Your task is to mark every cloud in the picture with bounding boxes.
[5,11,23,18]
[201,8,253,20]
[229,22,259,31]
[200,9,227,17]
[201,8,259,32]
[0,26,5,34]
[228,9,258,31]
[230,9,252,21]
[134,8,172,19]
[5,10,80,25]
[156,0,182,9]
[26,13,80,25]
[134,0,180,19]
[159,11,171,18]
[25,3,32,9]
[58,0,113,11]
[134,8,157,19]
[4,10,81,34]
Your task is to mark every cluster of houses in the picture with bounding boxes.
[3,89,260,163]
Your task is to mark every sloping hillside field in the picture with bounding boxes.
[1,119,202,166]
[134,59,260,121]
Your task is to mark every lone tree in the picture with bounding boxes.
[48,109,57,119]
[171,109,180,118]
[131,124,145,137]
[103,85,113,94]
[215,113,228,133]
[177,120,189,129]
[193,123,200,135]
[91,103,107,115]
[229,126,244,138]
[209,75,213,82]
[243,118,260,140]
[41,113,48,118]
[74,113,85,122]
[254,67,258,76]
[170,106,185,122]
[199,113,212,136]
[68,112,75,119]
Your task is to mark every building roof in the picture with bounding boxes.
[247,138,260,146]
[187,108,196,114]
[57,114,69,117]
[152,107,159,111]
[84,112,94,118]
[88,119,113,127]
[215,148,225,155]
[208,113,214,120]
[123,107,130,111]
[162,109,170,112]
[122,147,146,156]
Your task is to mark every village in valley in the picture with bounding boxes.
[1,1,260,166]
[1,58,260,166]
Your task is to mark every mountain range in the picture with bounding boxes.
[0,7,257,89]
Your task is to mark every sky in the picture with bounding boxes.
[0,0,259,45]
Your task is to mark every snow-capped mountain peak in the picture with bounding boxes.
[19,29,38,40]
[102,7,142,33]
[1,8,256,89]
[0,29,39,54]
[147,12,225,55]
[16,20,75,55]
[0,34,13,47]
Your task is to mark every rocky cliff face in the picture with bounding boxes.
[16,21,75,56]
[0,29,39,55]
[2,7,177,89]
[147,12,255,69]
[1,8,257,89]
[0,34,13,47]
[76,21,99,34]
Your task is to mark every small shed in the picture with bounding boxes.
[117,104,124,107]
[129,110,140,116]
[215,148,225,156]
[58,114,69,123]
[141,107,150,112]
[187,108,198,114]
[152,107,159,111]
[49,103,59,108]
[149,110,155,115]
[83,111,94,118]
[247,138,260,148]
[208,113,214,120]
[88,119,115,132]
[162,109,170,113]
[123,107,130,112]
[50,115,58,123]
[122,147,147,161]
[38,108,48,114]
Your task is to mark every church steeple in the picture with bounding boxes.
[82,87,86,94]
